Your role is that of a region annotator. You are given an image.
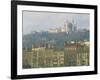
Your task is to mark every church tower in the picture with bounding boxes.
[64,22,67,32]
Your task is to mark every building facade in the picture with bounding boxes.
[48,21,76,33]
[64,42,89,66]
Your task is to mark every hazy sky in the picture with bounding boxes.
[23,11,90,34]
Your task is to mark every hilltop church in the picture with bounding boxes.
[48,21,77,33]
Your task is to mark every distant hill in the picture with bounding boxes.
[22,30,89,49]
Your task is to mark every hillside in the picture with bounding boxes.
[22,30,89,49]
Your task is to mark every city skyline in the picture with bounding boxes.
[23,11,90,35]
[22,11,90,68]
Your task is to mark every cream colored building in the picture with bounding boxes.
[48,21,73,33]
[32,47,45,51]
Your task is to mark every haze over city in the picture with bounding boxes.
[23,11,90,34]
[22,11,90,68]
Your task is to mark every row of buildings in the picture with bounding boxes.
[23,40,89,68]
